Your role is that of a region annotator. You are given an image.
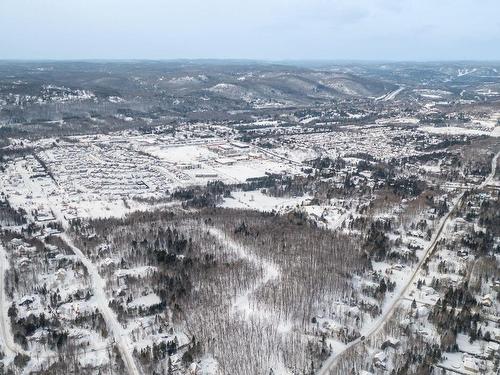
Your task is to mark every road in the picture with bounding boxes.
[255,146,304,167]
[13,157,141,374]
[59,233,141,375]
[317,150,499,375]
[49,199,141,375]
[0,243,27,358]
[376,86,405,101]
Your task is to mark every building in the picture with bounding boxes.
[481,294,493,307]
[230,141,250,149]
[373,352,387,369]
[381,337,401,350]
[463,357,479,373]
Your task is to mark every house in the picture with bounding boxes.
[486,341,499,358]
[381,337,401,350]
[230,141,250,149]
[19,297,34,307]
[195,172,218,178]
[321,320,342,335]
[463,357,479,373]
[407,241,423,251]
[188,362,201,374]
[55,269,66,282]
[216,157,235,165]
[43,227,61,236]
[421,286,437,296]
[491,280,500,293]
[36,211,56,222]
[373,351,387,368]
[392,264,404,271]
[481,294,493,307]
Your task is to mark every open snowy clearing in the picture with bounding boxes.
[220,190,311,212]
[419,125,500,137]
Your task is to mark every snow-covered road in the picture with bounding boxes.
[48,198,141,375]
[59,233,141,375]
[0,243,27,359]
[12,160,143,374]
[317,150,500,375]
[376,86,405,101]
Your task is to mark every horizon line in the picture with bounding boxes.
[1,58,500,64]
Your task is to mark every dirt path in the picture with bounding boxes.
[206,226,280,318]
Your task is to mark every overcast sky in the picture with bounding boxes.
[1,0,499,61]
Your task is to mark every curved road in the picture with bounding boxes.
[317,151,499,375]
[0,244,28,358]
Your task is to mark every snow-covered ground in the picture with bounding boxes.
[0,244,27,361]
[220,190,310,212]
[61,233,141,375]
[207,226,280,318]
[317,180,489,374]
[419,125,500,137]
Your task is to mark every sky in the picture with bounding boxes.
[1,0,499,61]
